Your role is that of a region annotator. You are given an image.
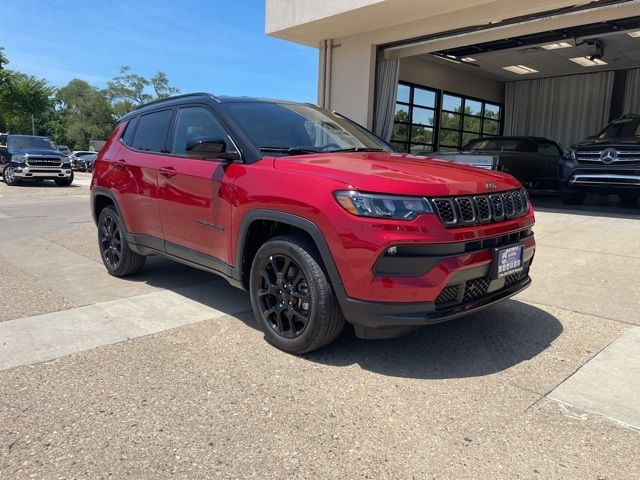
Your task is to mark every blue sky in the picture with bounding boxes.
[3,0,318,102]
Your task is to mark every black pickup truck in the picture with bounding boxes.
[559,114,640,205]
[0,134,73,186]
[431,136,562,190]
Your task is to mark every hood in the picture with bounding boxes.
[273,152,521,196]
[10,148,64,157]
[574,136,640,147]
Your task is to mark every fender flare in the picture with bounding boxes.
[90,187,124,225]
[236,209,343,286]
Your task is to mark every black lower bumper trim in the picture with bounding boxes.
[336,276,531,329]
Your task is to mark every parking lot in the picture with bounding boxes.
[0,174,639,479]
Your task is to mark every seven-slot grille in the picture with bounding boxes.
[432,188,529,228]
[26,157,63,167]
[576,148,640,166]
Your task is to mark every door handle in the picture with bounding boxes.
[114,159,127,169]
[160,166,177,178]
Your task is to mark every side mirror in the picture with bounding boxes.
[186,136,240,161]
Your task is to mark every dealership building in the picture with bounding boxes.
[266,0,640,152]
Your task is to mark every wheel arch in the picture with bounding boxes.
[236,210,343,290]
[91,187,123,226]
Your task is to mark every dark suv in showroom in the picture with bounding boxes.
[560,114,640,205]
[0,134,73,186]
[91,93,535,353]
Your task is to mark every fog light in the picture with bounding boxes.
[387,246,397,255]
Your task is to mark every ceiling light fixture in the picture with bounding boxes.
[541,42,573,50]
[628,30,640,38]
[569,56,607,67]
[502,65,539,74]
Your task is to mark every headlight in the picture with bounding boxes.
[564,148,576,160]
[334,190,433,220]
[12,155,27,164]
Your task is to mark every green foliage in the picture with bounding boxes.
[105,65,180,116]
[0,45,180,147]
[53,79,115,149]
[0,71,54,133]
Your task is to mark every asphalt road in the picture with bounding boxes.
[0,174,638,479]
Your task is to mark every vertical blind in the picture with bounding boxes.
[504,71,614,148]
[373,58,400,141]
[623,68,640,115]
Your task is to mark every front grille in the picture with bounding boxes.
[434,267,530,310]
[434,284,459,305]
[463,278,490,302]
[455,197,475,224]
[432,188,528,228]
[577,148,640,166]
[26,157,63,167]
[433,199,456,224]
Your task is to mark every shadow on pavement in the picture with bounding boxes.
[530,190,640,220]
[114,255,562,380]
[305,299,562,380]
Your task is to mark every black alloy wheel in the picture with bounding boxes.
[257,254,311,339]
[100,212,123,270]
[249,235,345,354]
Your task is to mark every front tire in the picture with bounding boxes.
[97,205,145,277]
[54,172,74,186]
[249,235,345,354]
[3,166,21,186]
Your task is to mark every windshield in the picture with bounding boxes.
[596,116,640,140]
[225,102,393,156]
[8,136,58,150]
[463,138,528,152]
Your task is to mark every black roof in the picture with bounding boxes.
[119,92,311,122]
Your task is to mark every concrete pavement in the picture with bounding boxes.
[0,175,638,478]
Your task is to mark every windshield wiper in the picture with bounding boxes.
[259,146,320,155]
[327,147,384,153]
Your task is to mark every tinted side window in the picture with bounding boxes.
[537,142,561,157]
[131,110,173,153]
[121,117,138,146]
[170,106,236,156]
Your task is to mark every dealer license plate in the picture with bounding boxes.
[491,244,524,279]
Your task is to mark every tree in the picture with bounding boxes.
[0,71,54,133]
[54,79,115,150]
[105,65,179,117]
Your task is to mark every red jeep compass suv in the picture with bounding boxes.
[91,93,535,353]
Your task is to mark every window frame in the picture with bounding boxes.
[392,81,504,153]
[119,103,243,161]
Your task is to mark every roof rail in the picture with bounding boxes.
[134,92,219,110]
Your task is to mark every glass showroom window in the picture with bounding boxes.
[439,93,503,151]
[391,83,437,154]
[391,82,503,153]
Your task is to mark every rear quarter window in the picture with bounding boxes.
[121,117,139,147]
[131,109,174,153]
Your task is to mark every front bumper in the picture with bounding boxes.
[11,163,72,179]
[336,271,531,335]
[559,158,640,192]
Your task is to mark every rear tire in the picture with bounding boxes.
[619,192,639,205]
[561,190,586,205]
[249,235,345,354]
[97,205,145,277]
[54,172,74,186]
